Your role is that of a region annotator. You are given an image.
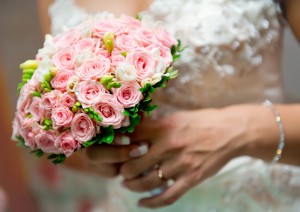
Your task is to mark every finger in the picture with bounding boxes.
[87,163,120,178]
[122,160,180,193]
[112,135,131,145]
[120,143,163,179]
[130,116,170,142]
[138,176,195,209]
[83,144,138,163]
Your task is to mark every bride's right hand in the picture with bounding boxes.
[81,137,148,178]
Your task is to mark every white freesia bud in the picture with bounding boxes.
[67,75,80,93]
[37,34,57,59]
[115,63,137,82]
[35,57,52,82]
[141,73,162,87]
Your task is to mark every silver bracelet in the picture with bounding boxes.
[263,100,285,163]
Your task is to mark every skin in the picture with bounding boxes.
[37,0,300,209]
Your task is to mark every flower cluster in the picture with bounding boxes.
[12,15,183,164]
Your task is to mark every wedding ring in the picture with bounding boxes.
[155,165,167,181]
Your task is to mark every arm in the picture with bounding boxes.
[286,0,300,41]
[36,0,53,34]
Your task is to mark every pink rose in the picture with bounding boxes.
[120,15,141,30]
[29,97,45,122]
[135,29,158,47]
[126,49,156,81]
[61,93,77,107]
[93,19,126,38]
[94,48,110,58]
[93,94,124,129]
[22,124,41,150]
[51,70,73,92]
[76,80,106,108]
[40,90,62,110]
[28,71,42,89]
[52,47,77,71]
[17,84,33,113]
[114,81,143,108]
[76,56,111,80]
[71,113,96,143]
[52,106,74,128]
[35,130,59,154]
[155,29,177,48]
[74,38,96,53]
[54,30,80,50]
[55,130,79,157]
[115,34,139,52]
[111,51,126,69]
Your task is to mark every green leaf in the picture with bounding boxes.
[130,115,141,127]
[99,125,115,144]
[47,154,59,160]
[82,139,97,148]
[52,154,66,165]
[16,136,26,147]
[123,110,131,116]
[31,91,41,97]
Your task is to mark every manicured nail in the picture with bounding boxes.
[129,145,148,158]
[115,136,131,145]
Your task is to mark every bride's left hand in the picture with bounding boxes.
[120,105,261,208]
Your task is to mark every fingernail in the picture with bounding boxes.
[129,145,148,158]
[115,136,131,145]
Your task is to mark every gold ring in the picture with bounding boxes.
[155,165,167,181]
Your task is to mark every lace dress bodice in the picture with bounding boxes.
[44,0,300,211]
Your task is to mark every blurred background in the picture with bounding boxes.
[0,0,299,211]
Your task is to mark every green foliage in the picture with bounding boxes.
[83,107,103,122]
[31,149,44,158]
[16,136,26,147]
[47,154,66,165]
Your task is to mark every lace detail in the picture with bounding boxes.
[41,0,300,211]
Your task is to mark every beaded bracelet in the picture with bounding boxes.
[263,100,285,163]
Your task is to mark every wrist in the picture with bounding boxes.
[223,104,279,161]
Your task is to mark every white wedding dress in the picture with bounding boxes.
[32,0,300,211]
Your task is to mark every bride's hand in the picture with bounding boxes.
[120,105,268,208]
[81,137,149,178]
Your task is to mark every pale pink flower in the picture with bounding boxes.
[111,51,126,69]
[55,130,79,157]
[54,30,81,50]
[52,47,77,71]
[76,57,111,80]
[17,84,33,113]
[29,97,45,122]
[126,49,156,81]
[52,106,74,128]
[115,34,139,51]
[76,80,106,108]
[74,38,96,53]
[114,81,143,108]
[71,113,96,143]
[60,93,77,107]
[93,94,124,129]
[155,29,177,48]
[135,29,159,47]
[51,70,73,92]
[93,19,126,38]
[120,15,141,30]
[40,90,62,110]
[35,130,59,154]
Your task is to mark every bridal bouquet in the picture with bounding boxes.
[12,15,183,164]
